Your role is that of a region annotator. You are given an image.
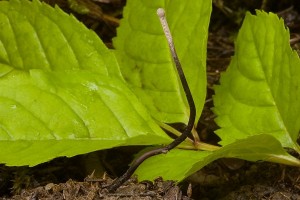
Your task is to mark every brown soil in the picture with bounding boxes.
[1,1,300,200]
[1,176,192,200]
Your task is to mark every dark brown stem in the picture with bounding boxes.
[107,8,196,192]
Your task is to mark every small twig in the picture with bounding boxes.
[155,120,194,143]
[107,8,196,192]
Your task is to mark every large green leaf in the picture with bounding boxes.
[0,0,172,166]
[0,70,171,166]
[214,11,300,151]
[0,0,121,77]
[113,0,211,124]
[135,134,300,181]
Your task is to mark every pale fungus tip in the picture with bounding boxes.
[157,8,165,18]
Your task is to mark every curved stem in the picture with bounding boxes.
[107,8,196,192]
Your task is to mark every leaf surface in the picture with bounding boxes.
[0,0,121,77]
[213,11,300,151]
[113,0,211,124]
[135,134,300,181]
[0,0,172,166]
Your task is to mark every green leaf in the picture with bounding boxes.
[0,70,171,166]
[135,134,300,181]
[0,0,121,77]
[0,0,172,166]
[213,11,300,151]
[113,0,211,124]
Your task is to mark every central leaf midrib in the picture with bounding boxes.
[248,20,290,140]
